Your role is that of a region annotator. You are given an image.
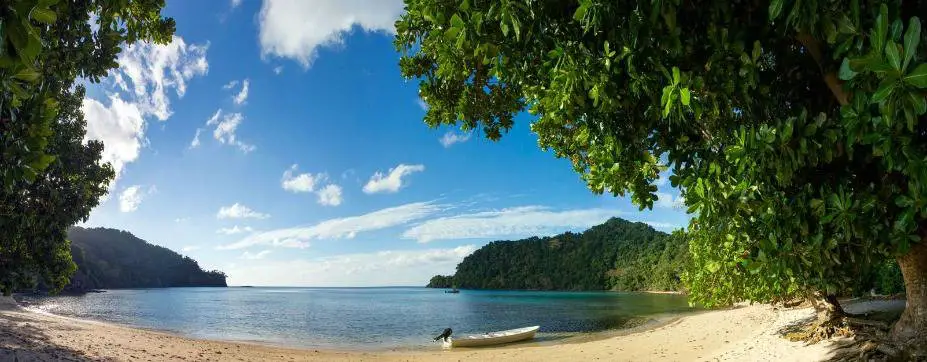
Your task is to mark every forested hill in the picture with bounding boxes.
[428,218,688,291]
[63,227,226,292]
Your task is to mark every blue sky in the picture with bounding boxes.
[80,0,690,286]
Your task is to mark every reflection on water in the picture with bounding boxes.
[17,287,693,349]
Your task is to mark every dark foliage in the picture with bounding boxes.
[435,218,688,291]
[426,275,455,288]
[56,227,226,292]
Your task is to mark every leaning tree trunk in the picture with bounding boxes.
[892,239,927,353]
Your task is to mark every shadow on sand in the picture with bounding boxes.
[0,305,108,362]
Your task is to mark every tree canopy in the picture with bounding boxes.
[1,0,174,295]
[396,0,927,349]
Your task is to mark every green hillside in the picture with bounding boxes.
[428,218,688,291]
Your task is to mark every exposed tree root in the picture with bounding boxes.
[785,316,855,343]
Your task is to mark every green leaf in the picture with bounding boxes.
[31,8,56,24]
[903,17,921,70]
[13,67,40,82]
[672,67,680,84]
[838,58,856,80]
[870,79,895,104]
[769,0,784,20]
[908,91,927,116]
[904,64,927,88]
[680,88,691,106]
[573,3,588,21]
[891,19,903,42]
[885,42,901,71]
[450,14,464,29]
[873,4,888,51]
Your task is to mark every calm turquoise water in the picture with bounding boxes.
[17,287,692,349]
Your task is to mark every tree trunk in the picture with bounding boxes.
[892,239,927,351]
[812,293,845,322]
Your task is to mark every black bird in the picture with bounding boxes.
[433,328,453,342]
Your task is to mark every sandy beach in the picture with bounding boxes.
[0,297,904,361]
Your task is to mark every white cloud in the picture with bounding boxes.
[217,203,270,219]
[181,245,200,253]
[643,221,681,230]
[258,0,405,67]
[281,164,325,193]
[439,131,472,148]
[220,201,442,250]
[403,206,621,243]
[217,225,254,235]
[241,250,271,260]
[82,97,145,185]
[118,185,155,212]
[115,36,208,121]
[230,0,242,8]
[362,164,424,194]
[655,192,685,209]
[317,184,343,206]
[190,128,203,148]
[233,79,250,105]
[222,80,239,90]
[416,98,428,111]
[224,245,476,287]
[273,66,284,75]
[83,36,208,190]
[207,110,255,152]
[174,217,189,223]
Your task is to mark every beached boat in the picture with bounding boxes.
[445,289,460,293]
[450,326,539,348]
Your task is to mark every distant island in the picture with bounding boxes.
[51,227,227,293]
[427,218,687,292]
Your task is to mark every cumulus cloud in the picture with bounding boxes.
[224,245,476,287]
[317,184,343,206]
[83,36,208,189]
[241,250,271,260]
[402,206,621,243]
[217,225,254,235]
[82,97,145,184]
[273,66,284,75]
[281,164,325,193]
[655,191,685,209]
[233,79,250,105]
[118,185,156,212]
[219,201,442,250]
[222,80,239,90]
[439,131,471,148]
[362,164,424,194]
[206,109,255,152]
[258,0,404,67]
[217,203,270,219]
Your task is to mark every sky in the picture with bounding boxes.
[79,0,691,287]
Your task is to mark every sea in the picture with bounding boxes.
[16,287,693,350]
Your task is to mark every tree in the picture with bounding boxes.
[0,0,175,294]
[395,0,927,352]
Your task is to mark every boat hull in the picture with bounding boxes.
[450,326,539,348]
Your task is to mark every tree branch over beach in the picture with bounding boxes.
[396,0,927,355]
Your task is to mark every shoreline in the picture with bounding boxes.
[0,298,905,361]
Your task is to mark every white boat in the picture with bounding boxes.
[450,326,540,348]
